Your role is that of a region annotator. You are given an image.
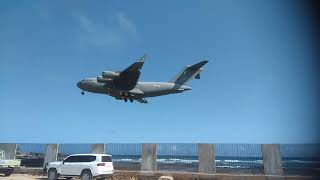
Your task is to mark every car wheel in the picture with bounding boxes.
[48,168,58,180]
[4,172,12,176]
[3,168,13,176]
[80,170,92,180]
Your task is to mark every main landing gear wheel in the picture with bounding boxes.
[124,98,128,102]
[130,99,133,102]
[81,91,85,95]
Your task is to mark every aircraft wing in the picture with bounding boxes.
[114,54,146,89]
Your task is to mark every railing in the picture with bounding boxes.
[215,144,263,174]
[1,143,319,176]
[280,144,320,176]
[157,143,198,172]
[108,143,141,171]
[58,144,92,161]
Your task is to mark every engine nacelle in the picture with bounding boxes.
[97,76,113,84]
[102,71,119,78]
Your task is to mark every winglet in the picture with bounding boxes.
[124,54,146,72]
[139,53,147,63]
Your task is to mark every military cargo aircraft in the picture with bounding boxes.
[77,55,208,103]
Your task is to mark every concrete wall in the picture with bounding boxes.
[0,143,17,159]
[43,144,58,167]
[262,144,284,175]
[141,144,157,171]
[91,144,105,154]
[198,144,215,173]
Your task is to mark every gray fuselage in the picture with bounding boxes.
[77,78,191,100]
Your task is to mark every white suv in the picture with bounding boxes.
[46,154,114,180]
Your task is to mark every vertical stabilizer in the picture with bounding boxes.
[170,60,208,87]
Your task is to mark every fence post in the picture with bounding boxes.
[198,144,215,173]
[43,144,59,168]
[0,144,17,159]
[141,144,157,171]
[91,144,105,154]
[262,144,283,175]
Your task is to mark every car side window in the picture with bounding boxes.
[64,156,77,163]
[102,156,112,162]
[78,155,96,162]
[64,155,96,163]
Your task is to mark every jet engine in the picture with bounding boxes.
[102,71,119,78]
[97,76,113,83]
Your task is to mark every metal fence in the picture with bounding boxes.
[157,143,198,172]
[280,144,320,176]
[57,144,92,161]
[16,143,46,167]
[215,144,263,174]
[107,143,141,171]
[2,143,319,176]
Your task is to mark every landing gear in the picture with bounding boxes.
[121,91,134,103]
[81,91,85,95]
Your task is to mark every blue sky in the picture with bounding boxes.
[1,0,319,143]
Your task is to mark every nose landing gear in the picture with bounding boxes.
[81,91,85,95]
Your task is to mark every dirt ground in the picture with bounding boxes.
[0,174,47,180]
[0,174,61,180]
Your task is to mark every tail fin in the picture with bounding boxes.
[170,60,208,86]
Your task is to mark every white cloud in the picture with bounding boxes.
[74,12,139,49]
[116,12,138,39]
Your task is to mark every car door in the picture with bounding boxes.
[75,155,96,175]
[60,156,78,175]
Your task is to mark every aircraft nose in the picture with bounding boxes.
[77,81,82,88]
